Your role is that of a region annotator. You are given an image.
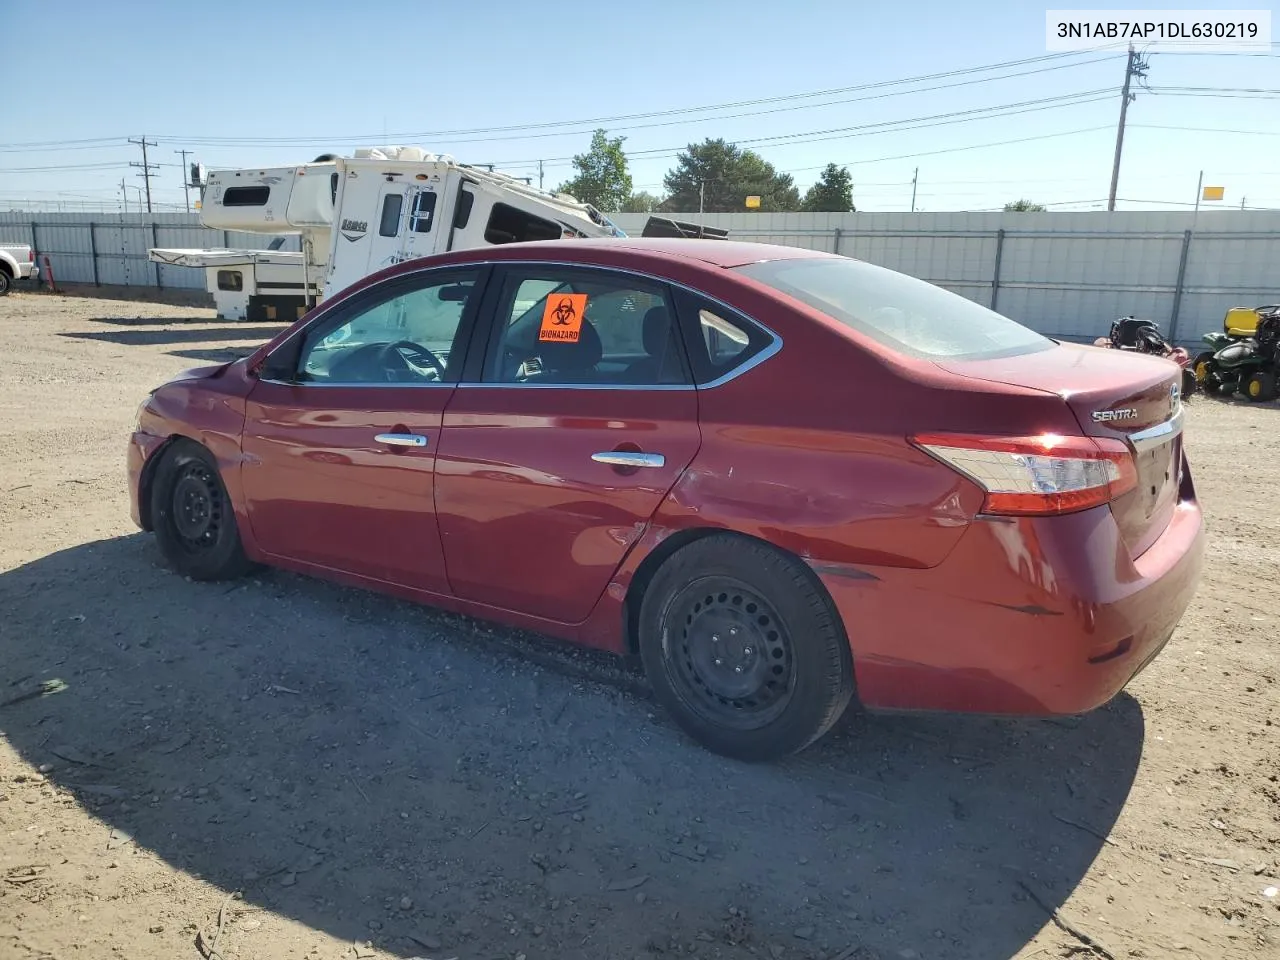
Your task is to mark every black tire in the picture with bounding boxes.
[638,534,855,761]
[1209,374,1236,397]
[1181,367,1197,398]
[0,269,11,296]
[149,439,253,581]
[1243,370,1278,403]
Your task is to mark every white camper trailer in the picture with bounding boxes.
[147,244,319,322]
[149,147,650,320]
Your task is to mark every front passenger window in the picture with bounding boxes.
[296,273,478,384]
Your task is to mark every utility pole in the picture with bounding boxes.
[538,160,544,191]
[1241,196,1247,210]
[174,148,192,213]
[910,167,918,212]
[120,178,128,214]
[699,180,705,215]
[129,137,158,213]
[1193,170,1204,214]
[1107,45,1148,212]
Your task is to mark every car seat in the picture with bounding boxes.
[624,307,685,384]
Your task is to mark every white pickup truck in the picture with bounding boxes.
[0,243,39,295]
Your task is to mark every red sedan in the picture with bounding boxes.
[127,239,1204,760]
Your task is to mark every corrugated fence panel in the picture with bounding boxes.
[6,210,1279,345]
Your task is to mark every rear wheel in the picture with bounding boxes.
[1243,370,1278,403]
[638,534,855,761]
[0,269,11,296]
[150,439,253,581]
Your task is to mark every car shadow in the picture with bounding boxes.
[0,535,1144,960]
[59,326,286,347]
[88,315,223,327]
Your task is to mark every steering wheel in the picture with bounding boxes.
[378,340,447,382]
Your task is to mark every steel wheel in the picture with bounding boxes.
[664,577,796,730]
[638,534,855,760]
[169,461,226,555]
[150,439,253,581]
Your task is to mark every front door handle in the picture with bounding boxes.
[591,451,665,468]
[375,433,429,448]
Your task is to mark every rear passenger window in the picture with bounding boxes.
[675,291,774,385]
[487,271,689,386]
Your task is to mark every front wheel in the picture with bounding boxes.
[638,535,855,761]
[149,439,253,581]
[1243,370,1278,403]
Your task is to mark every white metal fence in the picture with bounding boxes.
[3,209,1277,346]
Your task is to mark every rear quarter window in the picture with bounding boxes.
[736,258,1050,361]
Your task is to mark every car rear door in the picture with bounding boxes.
[240,266,487,592]
[434,263,701,624]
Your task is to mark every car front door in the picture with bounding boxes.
[434,264,701,623]
[240,266,486,592]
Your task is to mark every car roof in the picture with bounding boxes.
[460,238,836,269]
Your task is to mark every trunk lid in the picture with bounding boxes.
[939,343,1183,558]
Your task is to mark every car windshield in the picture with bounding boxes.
[736,257,1052,361]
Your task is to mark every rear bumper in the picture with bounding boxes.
[815,465,1205,716]
[128,431,168,530]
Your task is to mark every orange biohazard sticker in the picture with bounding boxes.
[538,294,587,343]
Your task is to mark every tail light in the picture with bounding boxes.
[911,433,1137,516]
[29,249,35,262]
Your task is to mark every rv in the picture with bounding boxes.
[150,147,650,321]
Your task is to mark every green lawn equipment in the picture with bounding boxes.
[1193,306,1280,401]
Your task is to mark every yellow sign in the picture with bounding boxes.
[194,200,202,210]
[1202,186,1225,201]
[745,195,761,209]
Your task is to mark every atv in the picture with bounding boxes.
[1193,307,1280,401]
[1093,316,1197,396]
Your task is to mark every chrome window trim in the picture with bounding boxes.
[258,379,455,389]
[257,258,783,392]
[1129,405,1184,454]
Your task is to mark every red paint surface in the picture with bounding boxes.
[128,239,1205,716]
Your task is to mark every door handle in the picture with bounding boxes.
[375,433,429,448]
[591,451,665,468]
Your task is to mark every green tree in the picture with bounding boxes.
[662,139,800,213]
[621,190,663,213]
[801,164,855,212]
[555,129,633,212]
[1004,198,1046,212]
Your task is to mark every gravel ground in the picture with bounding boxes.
[1,292,1277,960]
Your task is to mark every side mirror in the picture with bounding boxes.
[254,338,304,382]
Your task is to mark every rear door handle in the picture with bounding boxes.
[375,433,429,448]
[591,451,665,468]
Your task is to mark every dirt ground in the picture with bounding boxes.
[1,291,1277,960]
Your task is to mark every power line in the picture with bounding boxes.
[147,50,1115,147]
[487,90,1115,172]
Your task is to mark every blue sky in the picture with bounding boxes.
[2,0,1277,212]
